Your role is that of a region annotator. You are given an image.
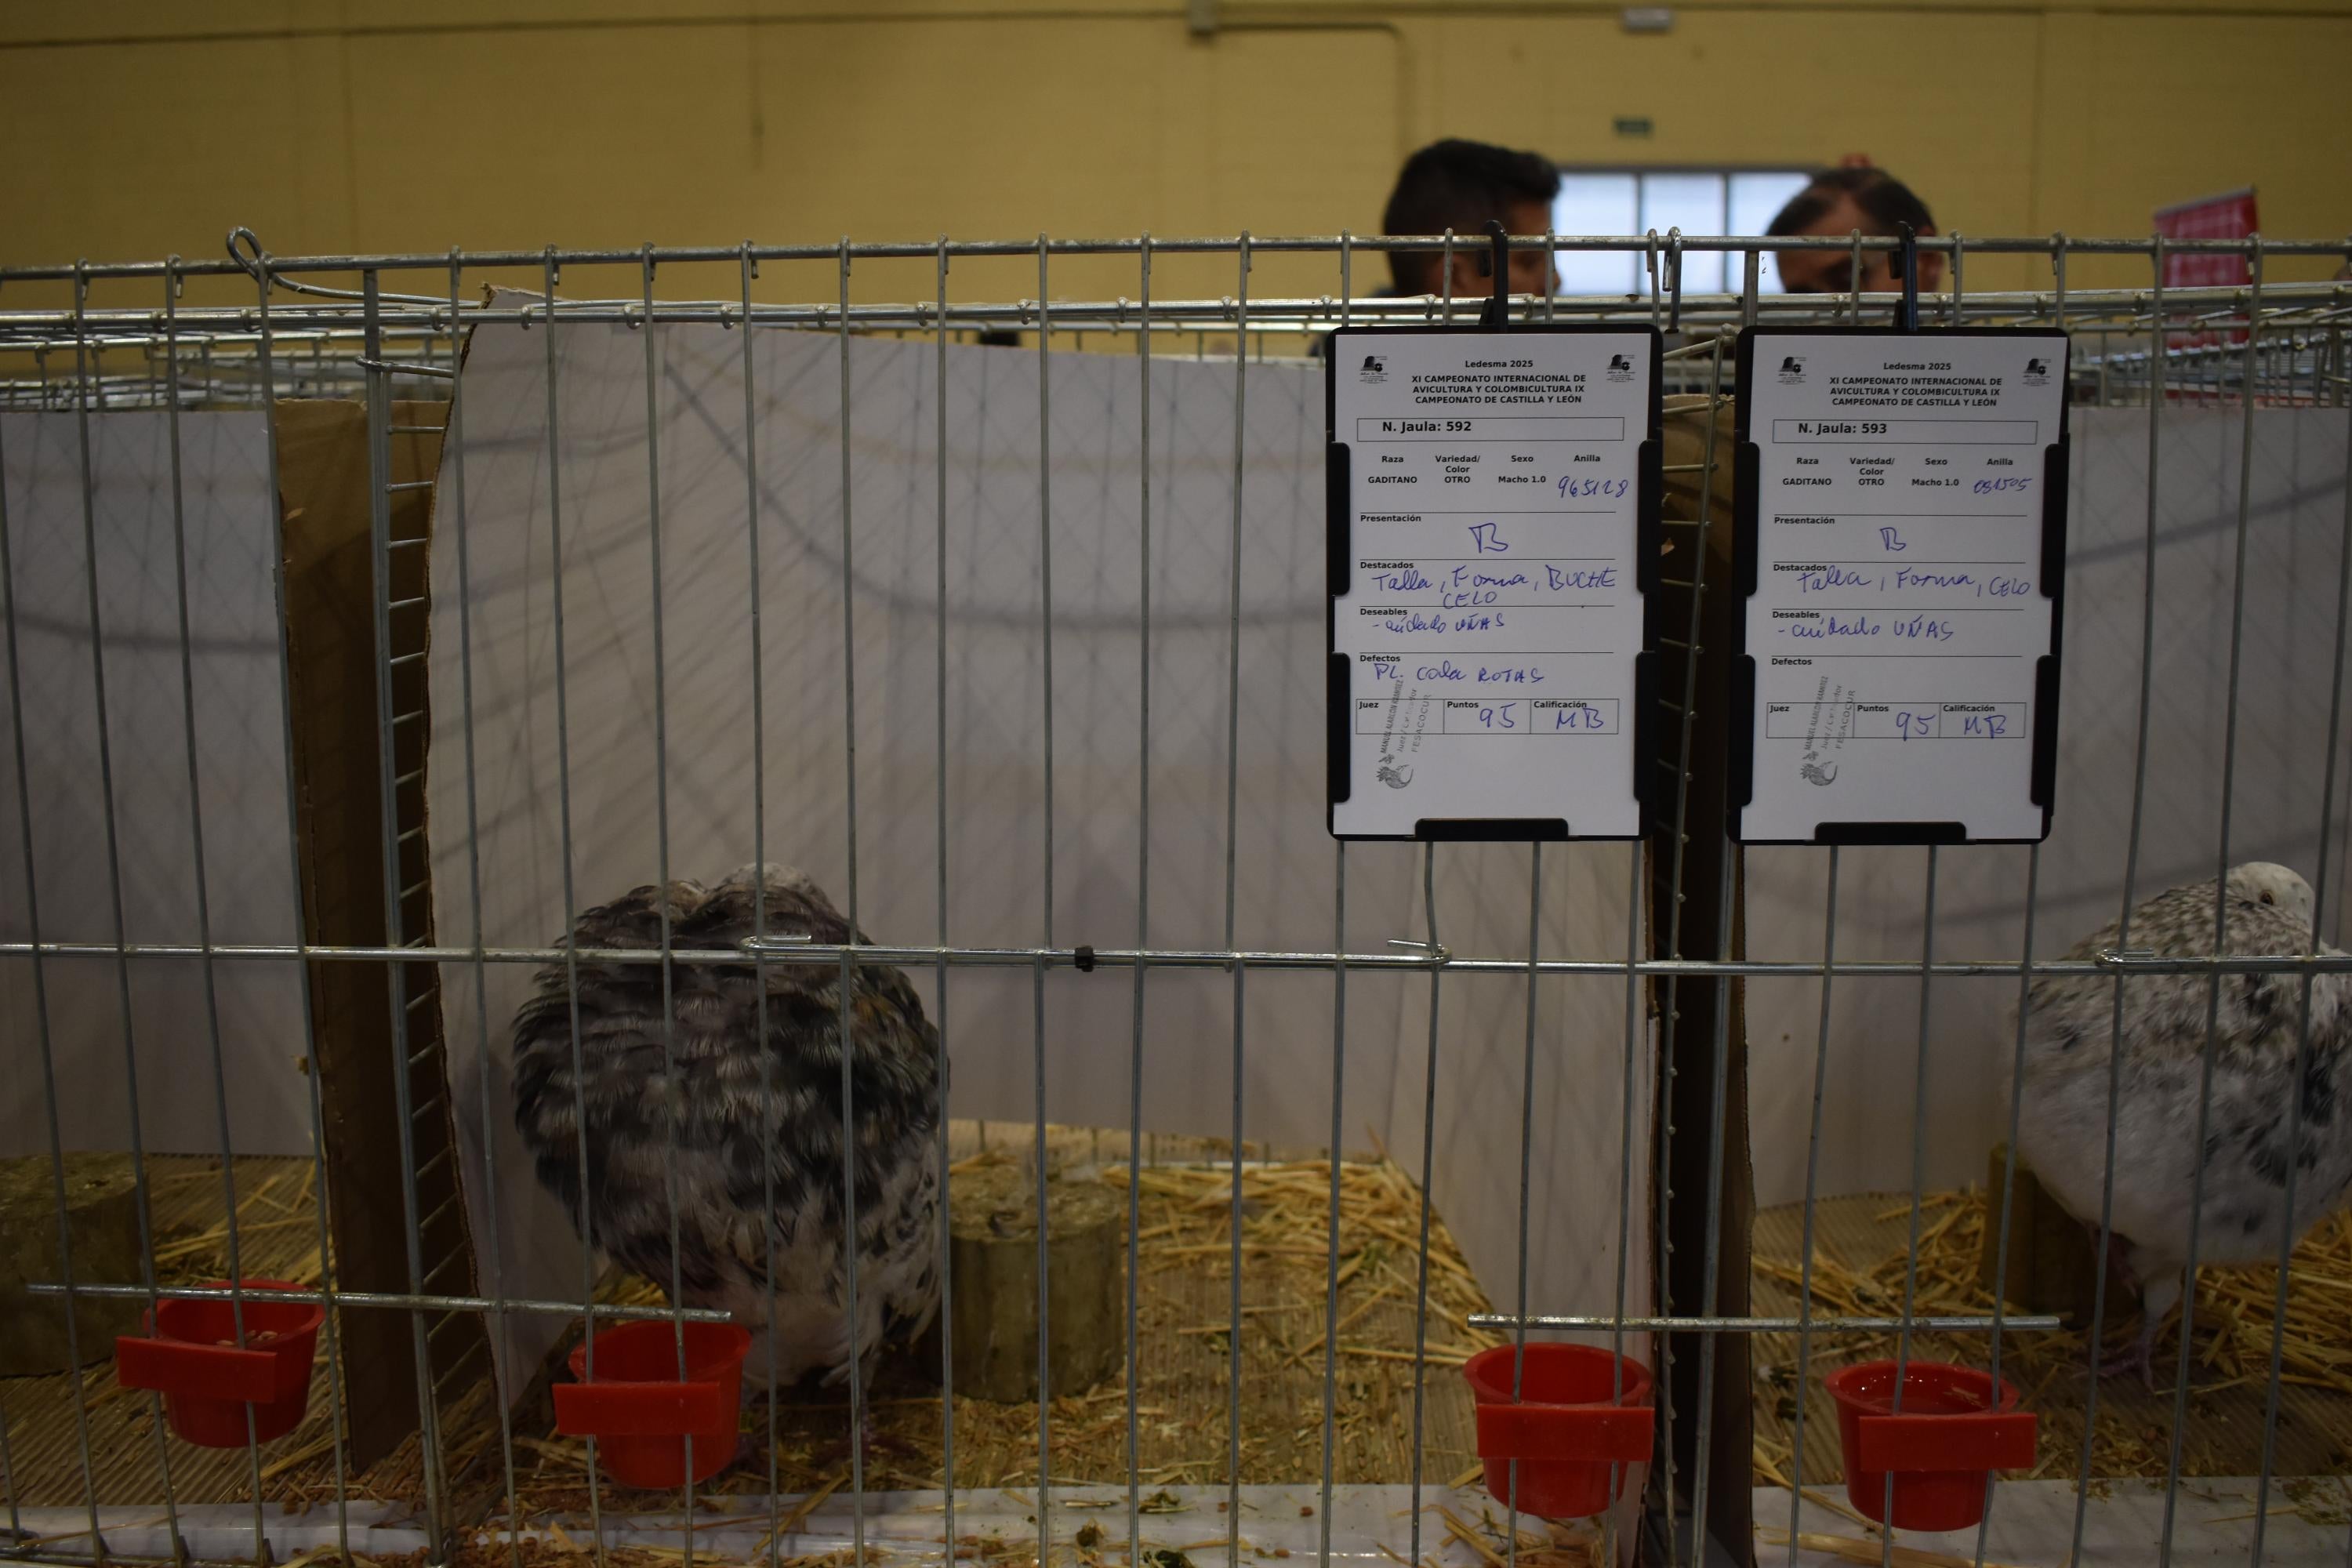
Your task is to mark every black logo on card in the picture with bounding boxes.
[1359,354,1388,384]
[2022,357,2051,386]
[1777,354,1807,384]
[1606,352,1635,382]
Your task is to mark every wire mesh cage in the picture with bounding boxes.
[1,228,2349,1568]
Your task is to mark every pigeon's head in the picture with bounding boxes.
[2230,862,2316,927]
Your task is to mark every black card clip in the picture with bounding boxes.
[1897,222,1921,332]
[1666,230,1684,334]
[1480,218,1512,331]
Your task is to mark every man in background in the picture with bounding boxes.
[1766,165,1944,296]
[1379,138,1562,300]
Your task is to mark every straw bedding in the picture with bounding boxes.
[32,1145,2352,1565]
[1751,1186,2352,1490]
[2,1138,1500,1533]
[494,1147,1498,1514]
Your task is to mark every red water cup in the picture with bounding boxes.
[115,1279,325,1446]
[1464,1344,1654,1519]
[555,1321,750,1489]
[1824,1360,2035,1532]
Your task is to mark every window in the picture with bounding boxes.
[1552,168,1814,297]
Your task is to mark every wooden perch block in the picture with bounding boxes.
[1977,1141,2140,1326]
[0,1152,145,1374]
[939,1162,1123,1403]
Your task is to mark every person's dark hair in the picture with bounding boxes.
[1767,167,1936,239]
[1381,139,1561,293]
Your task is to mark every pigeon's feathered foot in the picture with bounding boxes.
[811,1410,880,1475]
[2073,1216,2141,1289]
[2104,1325,2161,1394]
[2072,1221,2152,1386]
[2100,1269,2183,1394]
[2103,1227,2139,1290]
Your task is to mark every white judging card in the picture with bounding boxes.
[1326,326,1659,840]
[1733,328,2069,844]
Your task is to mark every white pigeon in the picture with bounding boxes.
[2010,862,2352,1388]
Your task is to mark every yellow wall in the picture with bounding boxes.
[3,0,2347,307]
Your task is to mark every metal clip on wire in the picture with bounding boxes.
[739,932,815,953]
[2096,947,2158,968]
[1897,222,1922,332]
[1479,219,1512,332]
[1388,937,1450,966]
[1666,229,1685,334]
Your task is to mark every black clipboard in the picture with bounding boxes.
[1325,316,1666,842]
[1728,323,2071,846]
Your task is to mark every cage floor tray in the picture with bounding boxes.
[1757,1477,2352,1566]
[5,1483,1610,1568]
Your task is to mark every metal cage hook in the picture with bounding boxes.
[225,225,445,307]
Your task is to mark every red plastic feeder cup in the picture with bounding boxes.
[115,1279,325,1446]
[554,1322,751,1490]
[1824,1360,2036,1533]
[1464,1344,1654,1519]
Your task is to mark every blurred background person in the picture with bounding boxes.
[1766,165,1943,294]
[1380,138,1563,299]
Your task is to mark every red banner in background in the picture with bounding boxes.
[2155,188,2257,287]
[2154,187,2257,349]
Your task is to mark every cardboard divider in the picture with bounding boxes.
[1651,391,1753,1558]
[273,397,481,1471]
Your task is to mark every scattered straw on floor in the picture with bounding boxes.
[405,1499,1601,1568]
[8,1137,1498,1519]
[0,1156,383,1508]
[1420,1500,1605,1568]
[490,1149,1495,1519]
[1751,1526,2034,1568]
[1752,1187,2352,1485]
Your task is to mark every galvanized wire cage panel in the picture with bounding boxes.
[0,229,2348,1568]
